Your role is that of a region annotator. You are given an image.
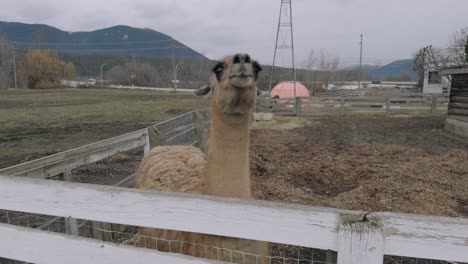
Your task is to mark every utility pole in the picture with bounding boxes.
[358,34,363,89]
[100,64,106,88]
[172,38,177,92]
[13,51,17,89]
[269,0,297,113]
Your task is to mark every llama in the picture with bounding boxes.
[134,53,269,263]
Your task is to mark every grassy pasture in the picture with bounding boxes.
[0,88,208,168]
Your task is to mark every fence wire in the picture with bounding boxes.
[0,210,466,264]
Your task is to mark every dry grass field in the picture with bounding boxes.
[0,88,207,168]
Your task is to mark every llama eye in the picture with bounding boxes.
[212,62,224,81]
[252,61,262,80]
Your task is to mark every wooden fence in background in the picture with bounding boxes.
[263,94,449,116]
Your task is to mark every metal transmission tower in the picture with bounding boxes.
[268,0,297,112]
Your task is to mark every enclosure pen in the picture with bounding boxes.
[0,110,467,264]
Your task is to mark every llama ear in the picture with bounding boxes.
[253,61,262,80]
[194,84,212,98]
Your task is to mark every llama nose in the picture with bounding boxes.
[233,54,242,64]
[233,53,251,64]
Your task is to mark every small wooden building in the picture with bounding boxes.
[441,66,468,138]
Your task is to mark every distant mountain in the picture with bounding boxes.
[345,59,417,81]
[373,59,417,81]
[0,21,205,59]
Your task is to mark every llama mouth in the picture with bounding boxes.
[230,73,253,79]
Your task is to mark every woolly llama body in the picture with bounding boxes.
[134,53,269,263]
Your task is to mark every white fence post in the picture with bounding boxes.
[144,128,151,155]
[431,94,438,113]
[337,218,384,264]
[62,171,79,236]
[385,96,390,114]
[340,97,345,115]
[65,216,79,236]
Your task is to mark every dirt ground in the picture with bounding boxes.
[250,115,468,218]
[70,114,468,218]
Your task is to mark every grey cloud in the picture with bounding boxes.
[2,0,468,65]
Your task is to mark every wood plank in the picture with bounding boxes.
[345,96,387,101]
[0,175,362,250]
[369,212,468,263]
[440,67,468,75]
[12,136,146,178]
[337,219,384,264]
[40,173,137,232]
[0,223,219,264]
[448,108,468,116]
[0,129,147,176]
[450,91,468,97]
[449,102,468,109]
[451,96,468,103]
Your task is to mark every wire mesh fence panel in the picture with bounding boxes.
[384,255,468,264]
[1,208,468,264]
[69,147,143,186]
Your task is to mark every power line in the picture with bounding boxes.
[8,39,173,46]
[12,46,191,53]
[358,34,363,89]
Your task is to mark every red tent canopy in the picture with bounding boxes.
[270,81,310,98]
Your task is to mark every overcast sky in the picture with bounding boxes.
[1,0,468,66]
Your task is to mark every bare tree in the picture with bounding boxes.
[303,49,316,71]
[413,45,448,86]
[0,34,13,89]
[301,49,317,94]
[447,26,468,65]
[317,50,340,88]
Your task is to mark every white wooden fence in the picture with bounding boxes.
[0,175,467,264]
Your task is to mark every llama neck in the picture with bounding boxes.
[204,103,251,198]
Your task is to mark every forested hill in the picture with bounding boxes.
[0,21,205,59]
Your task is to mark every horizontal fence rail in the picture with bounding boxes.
[0,176,467,263]
[0,223,219,264]
[0,129,148,178]
[258,94,449,116]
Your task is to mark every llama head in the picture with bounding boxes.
[195,53,262,116]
